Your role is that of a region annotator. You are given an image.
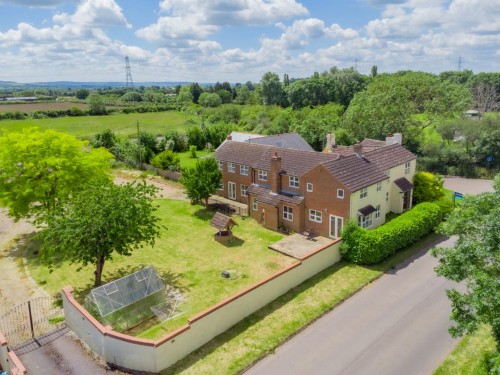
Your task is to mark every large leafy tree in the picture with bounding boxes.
[0,128,112,223]
[260,72,283,105]
[180,157,221,206]
[432,174,500,348]
[39,181,161,287]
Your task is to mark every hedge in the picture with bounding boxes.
[340,202,443,264]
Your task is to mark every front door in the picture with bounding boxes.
[329,215,343,238]
[228,182,236,200]
[403,191,411,211]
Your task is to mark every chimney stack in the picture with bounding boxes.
[226,134,232,141]
[270,151,281,193]
[353,143,363,157]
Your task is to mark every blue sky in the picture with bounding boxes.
[0,0,498,83]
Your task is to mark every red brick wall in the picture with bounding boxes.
[218,161,253,204]
[301,165,350,238]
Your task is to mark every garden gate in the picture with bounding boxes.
[0,296,65,350]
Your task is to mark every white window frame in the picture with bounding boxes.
[258,170,268,181]
[218,181,224,191]
[309,209,322,223]
[376,182,382,192]
[228,181,236,200]
[329,215,343,239]
[289,176,299,188]
[337,189,344,199]
[375,204,381,219]
[228,162,236,173]
[405,161,411,174]
[252,197,258,211]
[307,183,313,192]
[240,165,249,176]
[358,213,372,228]
[360,187,368,199]
[283,205,293,221]
[241,184,248,197]
[217,161,223,171]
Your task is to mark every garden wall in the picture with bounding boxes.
[62,238,342,373]
[0,332,26,375]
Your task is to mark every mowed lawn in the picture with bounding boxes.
[0,110,199,138]
[25,199,293,338]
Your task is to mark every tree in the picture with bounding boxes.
[412,171,444,204]
[75,89,90,100]
[120,91,142,103]
[87,92,107,115]
[180,157,221,206]
[189,82,204,104]
[260,72,283,105]
[198,92,222,107]
[432,174,500,349]
[39,181,161,287]
[0,128,113,223]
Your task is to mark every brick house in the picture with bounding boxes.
[215,133,416,238]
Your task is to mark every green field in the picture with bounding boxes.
[25,199,293,336]
[0,110,199,138]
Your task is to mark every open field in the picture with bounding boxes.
[24,199,293,337]
[0,102,89,112]
[434,325,497,375]
[178,150,214,169]
[0,110,199,138]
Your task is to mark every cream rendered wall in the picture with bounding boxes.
[349,179,389,228]
[387,160,416,214]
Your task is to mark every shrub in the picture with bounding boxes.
[340,202,443,264]
[150,150,180,171]
[189,145,197,158]
[413,171,445,204]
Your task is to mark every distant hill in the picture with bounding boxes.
[0,81,213,89]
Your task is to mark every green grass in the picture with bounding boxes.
[161,233,443,374]
[25,199,293,336]
[434,325,498,375]
[178,151,214,170]
[0,110,199,138]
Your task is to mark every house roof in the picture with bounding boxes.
[363,143,416,171]
[248,133,314,151]
[216,141,338,177]
[359,138,387,152]
[358,204,376,216]
[321,154,389,192]
[210,212,237,231]
[248,184,303,206]
[394,177,414,192]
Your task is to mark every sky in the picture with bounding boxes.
[0,0,498,83]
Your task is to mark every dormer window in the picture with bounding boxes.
[289,176,299,188]
[258,170,268,181]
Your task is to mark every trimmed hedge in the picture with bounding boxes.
[340,202,443,264]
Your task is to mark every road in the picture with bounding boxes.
[246,177,493,375]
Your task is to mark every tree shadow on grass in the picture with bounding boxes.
[193,207,215,222]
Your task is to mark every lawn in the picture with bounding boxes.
[25,199,294,336]
[162,234,443,374]
[0,110,199,138]
[178,150,214,170]
[434,325,498,375]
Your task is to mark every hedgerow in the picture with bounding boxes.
[340,202,443,264]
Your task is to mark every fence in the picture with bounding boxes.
[140,163,181,182]
[62,239,342,373]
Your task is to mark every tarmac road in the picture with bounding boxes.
[246,177,493,375]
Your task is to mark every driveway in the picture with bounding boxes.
[246,177,494,375]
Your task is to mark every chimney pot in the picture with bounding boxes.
[226,134,232,141]
[353,143,363,157]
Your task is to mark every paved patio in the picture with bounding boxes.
[269,233,335,260]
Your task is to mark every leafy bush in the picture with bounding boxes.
[189,145,197,158]
[340,202,443,264]
[150,150,180,171]
[413,171,444,203]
